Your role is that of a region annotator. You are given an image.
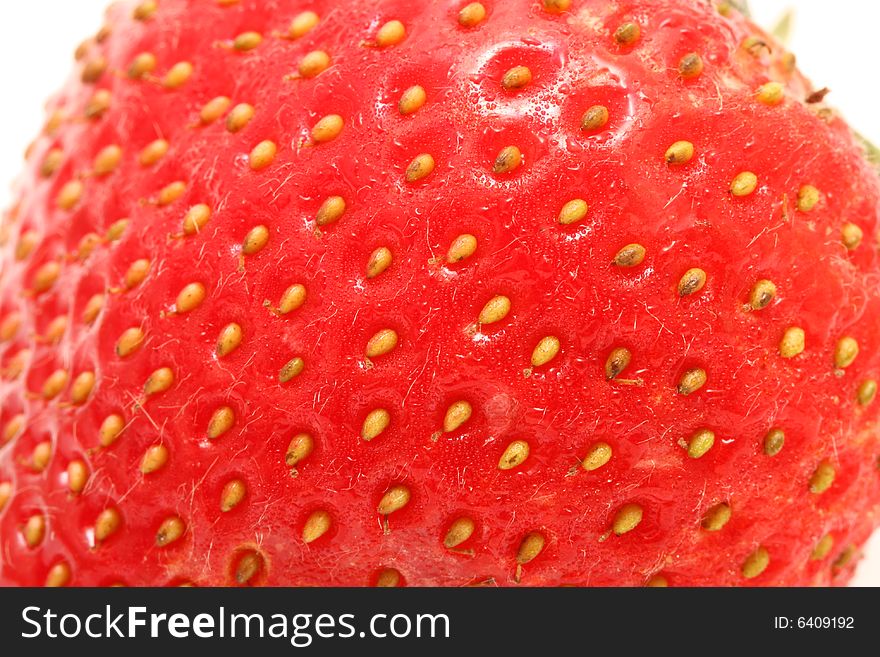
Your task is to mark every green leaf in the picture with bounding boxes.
[771,9,795,44]
[856,132,880,171]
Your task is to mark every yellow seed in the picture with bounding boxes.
[157,180,186,205]
[362,409,391,441]
[2,414,24,444]
[809,459,835,494]
[857,380,877,406]
[285,432,314,467]
[405,153,435,182]
[375,569,401,587]
[375,20,406,47]
[458,2,487,27]
[70,371,95,405]
[40,148,64,177]
[278,284,307,314]
[235,550,264,585]
[106,218,129,242]
[679,52,704,78]
[479,295,511,324]
[279,357,305,383]
[220,479,246,512]
[24,514,46,548]
[0,482,11,512]
[207,406,235,439]
[399,85,427,115]
[742,546,770,579]
[4,350,30,380]
[200,96,231,124]
[67,460,89,494]
[316,196,346,226]
[140,444,169,474]
[797,185,820,212]
[612,503,643,535]
[233,31,262,51]
[763,428,785,456]
[677,368,707,395]
[378,484,410,514]
[116,327,145,358]
[216,322,243,358]
[249,140,277,170]
[665,140,695,165]
[366,247,393,279]
[686,428,715,458]
[580,105,609,131]
[57,180,83,210]
[517,531,545,564]
[45,562,71,587]
[31,441,52,471]
[84,89,112,119]
[133,0,157,20]
[502,66,532,90]
[730,171,758,196]
[163,61,194,89]
[493,145,522,174]
[42,369,69,399]
[77,233,101,260]
[82,56,108,83]
[499,440,530,470]
[95,508,122,542]
[139,139,169,166]
[749,279,776,310]
[542,0,571,13]
[0,313,20,341]
[298,50,331,78]
[444,400,472,433]
[128,52,157,79]
[447,234,477,262]
[226,103,255,132]
[832,545,857,570]
[605,347,632,379]
[614,22,641,45]
[311,115,344,143]
[582,442,612,471]
[779,327,805,359]
[242,225,269,255]
[701,502,731,532]
[43,316,65,344]
[15,231,40,260]
[444,516,475,548]
[176,282,207,313]
[144,367,174,396]
[841,222,863,250]
[303,510,332,543]
[124,259,150,289]
[366,328,398,358]
[99,414,125,448]
[33,261,60,293]
[94,144,122,175]
[156,516,185,546]
[289,11,320,38]
[678,268,707,296]
[834,336,859,369]
[558,198,588,225]
[614,243,646,267]
[756,81,784,106]
[646,575,668,587]
[812,534,834,560]
[531,336,560,367]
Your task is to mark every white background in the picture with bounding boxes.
[0,1,877,586]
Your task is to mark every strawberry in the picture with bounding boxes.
[0,0,879,588]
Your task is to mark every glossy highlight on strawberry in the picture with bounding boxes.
[1,0,879,587]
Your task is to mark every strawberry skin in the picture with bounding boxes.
[1,0,879,587]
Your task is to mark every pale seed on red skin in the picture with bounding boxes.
[516,531,545,564]
[279,357,305,383]
[406,153,435,182]
[375,569,401,587]
[302,510,332,543]
[128,52,157,79]
[99,414,125,448]
[605,347,632,379]
[797,185,820,212]
[242,225,269,255]
[235,550,264,585]
[285,433,314,467]
[94,508,122,542]
[140,444,169,474]
[297,51,331,78]
[316,196,346,226]
[541,0,571,13]
[57,180,83,210]
[45,562,71,588]
[233,31,262,52]
[311,115,343,143]
[216,323,243,358]
[366,247,393,278]
[580,105,609,131]
[31,441,52,472]
[42,369,69,400]
[200,96,231,124]
[742,547,770,579]
[447,234,477,262]
[157,181,186,205]
[377,485,411,515]
[730,171,758,196]
[779,327,805,358]
[67,460,89,495]
[444,401,472,433]
[163,62,194,89]
[144,367,174,397]
[531,336,560,367]
[226,103,255,132]
[677,368,707,395]
[444,517,476,548]
[249,140,277,170]
[614,22,641,45]
[288,11,319,39]
[398,85,427,115]
[841,222,863,250]
[834,336,859,369]
[498,440,530,470]
[277,284,307,314]
[24,514,46,548]
[581,442,612,471]
[612,503,643,535]
[809,460,835,494]
[124,259,150,289]
[176,282,207,313]
[702,503,731,531]
[756,81,784,106]
[70,371,95,405]
[365,328,398,358]
[613,243,646,267]
[558,199,588,225]
[679,52,704,78]
[156,516,186,547]
[139,139,169,166]
[361,409,391,441]
[85,90,112,119]
[678,268,707,296]
[374,20,406,47]
[207,406,235,439]
[501,66,532,90]
[183,204,212,235]
[220,479,246,512]
[33,261,61,293]
[458,2,487,27]
[749,279,776,310]
[493,146,522,174]
[479,295,511,324]
[763,428,785,456]
[812,534,835,561]
[665,140,695,164]
[116,327,145,358]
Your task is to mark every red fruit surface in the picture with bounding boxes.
[1,0,879,587]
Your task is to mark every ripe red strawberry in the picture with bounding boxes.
[1,0,879,588]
